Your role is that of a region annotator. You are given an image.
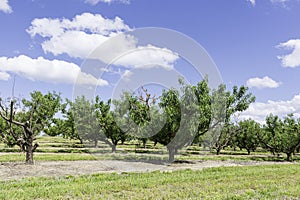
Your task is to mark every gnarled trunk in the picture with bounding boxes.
[167,146,175,162]
[25,147,34,164]
[24,131,38,164]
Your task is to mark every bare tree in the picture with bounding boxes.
[0,91,62,164]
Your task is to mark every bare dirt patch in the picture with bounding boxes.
[0,160,294,181]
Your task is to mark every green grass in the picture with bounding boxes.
[0,153,97,162]
[1,136,299,163]
[1,150,299,163]
[0,164,299,199]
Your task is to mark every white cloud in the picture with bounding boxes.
[27,13,131,59]
[0,71,10,80]
[248,0,256,6]
[27,13,179,70]
[270,0,289,3]
[121,69,133,81]
[84,0,130,5]
[239,93,300,124]
[0,0,12,13]
[277,39,300,68]
[41,30,110,58]
[248,0,289,6]
[27,12,130,41]
[246,76,281,89]
[114,45,179,70]
[0,55,108,86]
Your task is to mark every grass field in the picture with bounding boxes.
[1,136,299,163]
[1,136,300,199]
[0,164,299,199]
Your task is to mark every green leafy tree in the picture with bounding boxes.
[0,115,23,147]
[151,83,199,162]
[152,88,181,162]
[45,99,82,143]
[206,84,255,155]
[260,114,300,161]
[192,79,212,145]
[96,96,127,152]
[214,123,239,155]
[0,91,62,164]
[281,114,300,161]
[259,114,283,156]
[235,119,261,155]
[127,87,161,148]
[71,96,104,148]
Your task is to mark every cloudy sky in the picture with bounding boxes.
[0,0,300,123]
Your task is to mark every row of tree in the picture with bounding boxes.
[1,79,299,164]
[200,115,300,161]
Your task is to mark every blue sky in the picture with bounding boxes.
[0,0,300,123]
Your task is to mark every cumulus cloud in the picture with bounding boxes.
[0,0,12,13]
[270,0,289,3]
[121,69,133,81]
[277,39,300,68]
[248,0,256,6]
[239,93,300,124]
[114,45,179,70]
[248,0,290,6]
[84,0,130,5]
[27,13,179,70]
[0,55,108,86]
[246,76,281,89]
[27,13,130,59]
[0,71,10,80]
[41,30,110,58]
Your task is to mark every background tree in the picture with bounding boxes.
[192,79,212,145]
[259,114,283,156]
[150,88,181,162]
[71,96,103,148]
[128,87,161,148]
[281,114,300,161]
[0,91,62,164]
[0,114,23,147]
[235,119,261,155]
[214,123,239,155]
[45,99,82,143]
[96,96,127,152]
[259,114,300,161]
[206,84,255,155]
[151,83,199,162]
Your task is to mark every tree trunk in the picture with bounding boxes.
[94,140,98,148]
[79,138,83,144]
[247,149,251,155]
[167,146,175,162]
[286,152,292,162]
[25,147,34,164]
[112,145,116,153]
[216,147,221,155]
[142,139,146,148]
[24,130,38,165]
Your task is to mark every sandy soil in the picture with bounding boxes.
[0,160,294,181]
